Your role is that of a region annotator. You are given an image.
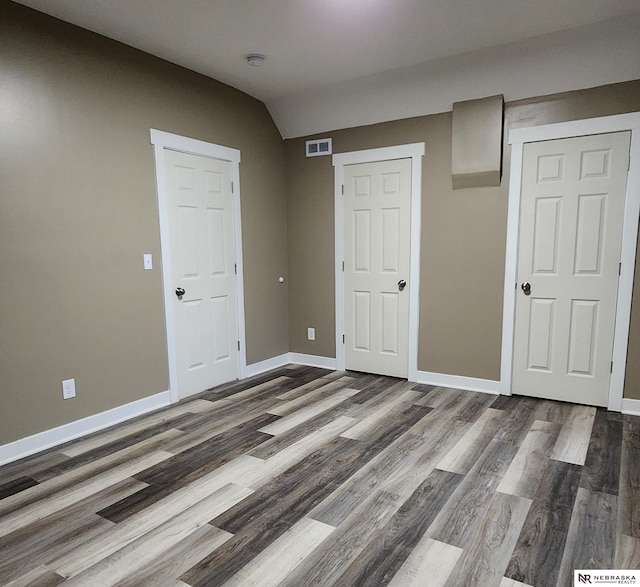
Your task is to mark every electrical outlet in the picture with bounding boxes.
[307,327,316,341]
[62,378,76,400]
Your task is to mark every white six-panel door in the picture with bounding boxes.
[513,132,631,406]
[164,149,239,398]
[344,158,412,377]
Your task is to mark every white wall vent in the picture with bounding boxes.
[306,138,332,157]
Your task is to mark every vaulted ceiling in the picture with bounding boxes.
[13,0,640,137]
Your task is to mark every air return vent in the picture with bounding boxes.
[306,138,332,157]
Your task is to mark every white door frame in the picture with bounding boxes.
[500,113,640,411]
[333,143,425,381]
[150,129,247,404]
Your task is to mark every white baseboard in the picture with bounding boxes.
[622,397,640,416]
[242,353,291,378]
[287,353,337,370]
[0,359,498,466]
[0,390,171,466]
[415,371,500,395]
[243,353,337,378]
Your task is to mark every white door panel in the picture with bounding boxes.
[165,149,239,398]
[513,132,630,406]
[344,159,411,377]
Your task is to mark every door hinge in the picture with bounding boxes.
[341,184,344,195]
[234,263,237,275]
[238,340,240,351]
[231,181,234,193]
[611,360,614,373]
[342,334,345,344]
[342,261,345,272]
[619,262,622,276]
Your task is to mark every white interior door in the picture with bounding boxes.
[344,158,412,378]
[513,131,631,406]
[164,149,239,398]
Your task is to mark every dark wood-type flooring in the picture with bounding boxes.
[1,365,639,586]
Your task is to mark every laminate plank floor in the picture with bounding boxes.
[1,365,638,586]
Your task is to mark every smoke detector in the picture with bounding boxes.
[246,54,266,67]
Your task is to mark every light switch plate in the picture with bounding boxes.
[307,327,316,341]
[143,254,153,270]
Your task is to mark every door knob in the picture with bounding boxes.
[521,282,531,295]
[398,279,407,291]
[175,287,185,300]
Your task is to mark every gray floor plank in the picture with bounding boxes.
[429,440,518,548]
[282,491,403,587]
[309,431,426,527]
[116,523,232,587]
[443,491,531,587]
[0,365,635,587]
[504,500,574,586]
[619,415,640,537]
[581,408,623,495]
[497,420,560,499]
[331,469,464,587]
[550,405,597,466]
[556,487,618,587]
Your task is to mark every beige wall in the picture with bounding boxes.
[286,80,640,396]
[3,2,640,450]
[0,2,288,445]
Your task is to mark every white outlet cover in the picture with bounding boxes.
[62,378,76,399]
[143,254,153,270]
[307,327,316,341]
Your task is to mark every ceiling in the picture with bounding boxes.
[13,0,640,137]
[14,0,640,101]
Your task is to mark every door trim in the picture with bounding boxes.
[500,113,640,410]
[150,129,246,404]
[333,143,425,380]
